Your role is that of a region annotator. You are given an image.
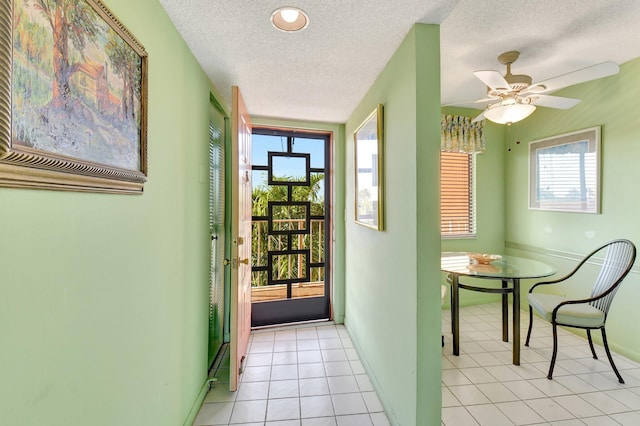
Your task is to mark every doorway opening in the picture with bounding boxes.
[250,128,331,327]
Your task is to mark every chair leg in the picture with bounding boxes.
[547,323,559,380]
[587,329,598,359]
[601,327,624,384]
[525,306,534,347]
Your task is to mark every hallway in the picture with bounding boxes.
[194,323,390,425]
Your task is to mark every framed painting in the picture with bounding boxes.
[354,104,384,230]
[529,126,601,213]
[0,0,148,193]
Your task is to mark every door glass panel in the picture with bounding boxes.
[270,203,309,233]
[293,137,325,168]
[310,266,325,284]
[252,270,267,288]
[251,221,268,265]
[252,134,286,165]
[252,170,269,193]
[270,251,309,282]
[291,172,325,205]
[310,220,325,263]
[270,154,309,184]
[268,234,288,251]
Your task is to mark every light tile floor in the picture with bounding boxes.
[194,323,391,426]
[442,303,640,426]
[194,303,640,426]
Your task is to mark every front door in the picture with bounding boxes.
[250,128,331,327]
[229,86,252,391]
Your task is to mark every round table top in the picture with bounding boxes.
[441,252,556,280]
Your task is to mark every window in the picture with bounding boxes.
[529,127,600,213]
[441,151,476,238]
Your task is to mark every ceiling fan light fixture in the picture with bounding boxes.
[271,7,309,32]
[484,102,536,124]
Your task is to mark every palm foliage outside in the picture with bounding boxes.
[252,173,326,287]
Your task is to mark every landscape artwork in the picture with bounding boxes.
[1,0,148,192]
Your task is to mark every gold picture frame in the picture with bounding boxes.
[354,104,384,230]
[1,0,148,193]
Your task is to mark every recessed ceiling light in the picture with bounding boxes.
[271,7,309,33]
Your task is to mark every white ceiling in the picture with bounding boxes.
[159,0,640,123]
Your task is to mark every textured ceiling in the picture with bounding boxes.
[159,0,640,123]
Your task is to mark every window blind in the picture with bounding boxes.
[536,151,597,210]
[441,151,476,237]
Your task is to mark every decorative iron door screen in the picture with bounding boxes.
[250,129,330,327]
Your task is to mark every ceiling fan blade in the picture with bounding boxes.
[473,70,511,92]
[471,110,486,123]
[442,99,481,107]
[526,94,581,109]
[442,96,499,107]
[525,61,619,94]
[474,97,500,104]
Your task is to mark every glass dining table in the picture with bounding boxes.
[441,252,556,365]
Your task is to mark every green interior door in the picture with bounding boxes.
[208,107,226,368]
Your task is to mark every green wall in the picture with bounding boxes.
[504,57,640,360]
[344,24,441,425]
[440,107,507,307]
[250,116,346,323]
[0,0,215,424]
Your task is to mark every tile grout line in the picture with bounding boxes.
[442,302,640,426]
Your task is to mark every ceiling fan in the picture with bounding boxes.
[468,51,620,124]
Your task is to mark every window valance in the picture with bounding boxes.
[441,115,485,154]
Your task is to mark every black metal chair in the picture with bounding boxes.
[525,239,636,383]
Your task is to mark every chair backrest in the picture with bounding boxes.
[589,239,636,313]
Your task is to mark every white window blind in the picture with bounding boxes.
[528,127,600,213]
[441,151,476,238]
[536,144,597,211]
